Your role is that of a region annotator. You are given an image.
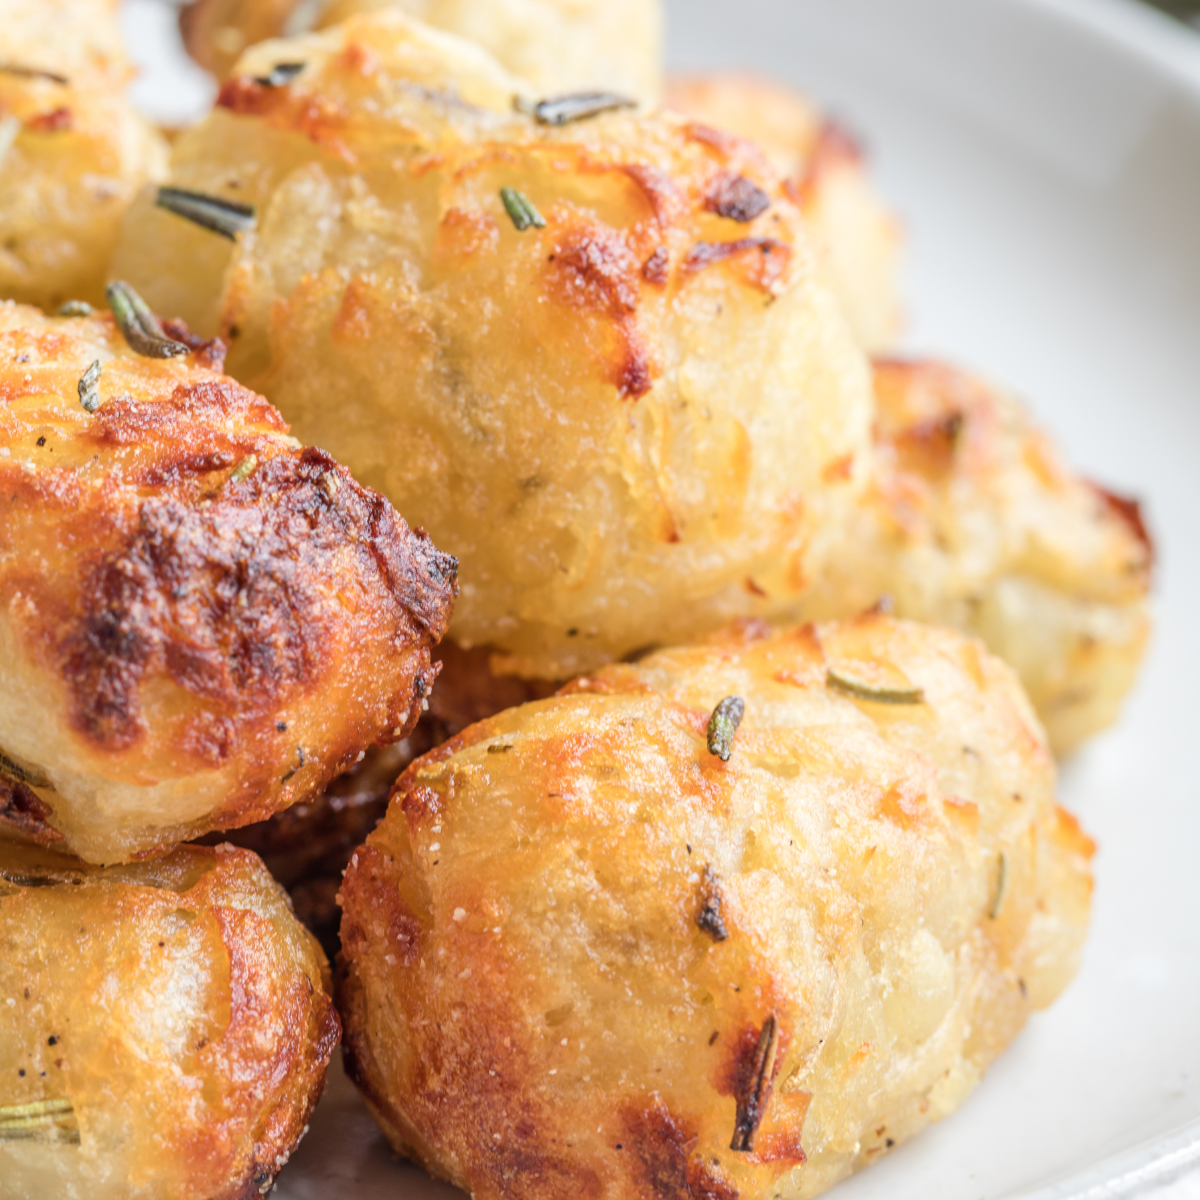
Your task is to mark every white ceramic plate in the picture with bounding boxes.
[122,1,1200,1195]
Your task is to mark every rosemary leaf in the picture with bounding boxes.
[0,749,51,789]
[706,696,745,762]
[77,360,102,414]
[499,187,546,232]
[730,1014,779,1153]
[228,454,258,483]
[254,61,305,87]
[0,63,68,85]
[0,1098,79,1144]
[155,187,256,241]
[57,300,92,317]
[105,281,190,359]
[517,91,637,126]
[989,851,1009,920]
[826,668,924,706]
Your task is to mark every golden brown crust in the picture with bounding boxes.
[0,840,339,1200]
[0,303,457,862]
[666,72,903,352]
[337,616,1093,1200]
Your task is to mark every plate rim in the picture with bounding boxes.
[958,0,1199,1195]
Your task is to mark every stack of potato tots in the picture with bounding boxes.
[0,1,1149,1197]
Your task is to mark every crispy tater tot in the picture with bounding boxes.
[180,0,663,103]
[0,840,339,1200]
[338,616,1094,1200]
[0,301,457,864]
[667,73,903,353]
[0,0,168,311]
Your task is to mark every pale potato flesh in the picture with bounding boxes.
[0,841,339,1200]
[337,615,1094,1200]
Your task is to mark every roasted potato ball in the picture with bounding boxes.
[666,73,903,353]
[338,615,1094,1200]
[180,0,664,103]
[798,360,1153,756]
[0,301,457,864]
[0,839,339,1200]
[113,11,874,682]
[0,0,168,312]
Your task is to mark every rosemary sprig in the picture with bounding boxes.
[57,300,92,317]
[516,91,636,126]
[228,454,258,483]
[0,750,50,788]
[254,61,305,88]
[731,1015,779,1153]
[826,668,924,706]
[500,187,546,232]
[0,63,68,85]
[77,360,101,414]
[105,281,190,359]
[155,187,256,241]
[706,696,745,762]
[0,1098,79,1144]
[989,851,1010,920]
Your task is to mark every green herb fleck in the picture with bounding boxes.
[826,668,924,706]
[516,91,636,126]
[500,187,546,232]
[57,300,92,317]
[106,281,189,359]
[0,750,51,789]
[254,61,305,88]
[706,696,745,762]
[229,454,258,483]
[730,1014,778,1153]
[155,187,256,241]
[0,63,68,85]
[77,360,101,414]
[0,1098,79,1144]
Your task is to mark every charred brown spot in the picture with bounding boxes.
[159,318,228,372]
[792,119,864,203]
[642,246,670,285]
[705,172,771,223]
[893,410,964,474]
[623,164,686,226]
[0,774,63,845]
[623,1096,739,1200]
[217,76,274,116]
[1090,483,1155,576]
[338,843,423,967]
[56,446,456,751]
[696,866,729,941]
[26,107,72,133]
[547,224,657,398]
[682,239,792,294]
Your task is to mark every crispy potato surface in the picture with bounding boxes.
[0,0,168,311]
[666,73,903,354]
[0,302,457,863]
[181,0,663,102]
[338,616,1094,1200]
[114,12,874,681]
[799,361,1153,755]
[0,840,339,1200]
